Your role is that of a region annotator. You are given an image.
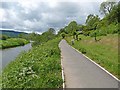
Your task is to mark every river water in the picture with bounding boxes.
[0,43,32,72]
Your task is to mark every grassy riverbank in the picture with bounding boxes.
[66,34,118,78]
[1,38,63,88]
[0,38,30,49]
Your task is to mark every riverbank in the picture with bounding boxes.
[66,34,118,78]
[0,38,30,49]
[2,38,63,88]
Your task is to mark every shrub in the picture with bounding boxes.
[0,38,29,49]
[0,35,9,40]
[107,24,118,34]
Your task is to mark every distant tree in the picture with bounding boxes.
[99,1,116,15]
[58,28,63,35]
[31,28,56,47]
[48,28,56,34]
[58,28,68,35]
[18,33,26,38]
[29,32,39,41]
[41,28,56,41]
[66,21,78,35]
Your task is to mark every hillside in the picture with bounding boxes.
[0,30,28,37]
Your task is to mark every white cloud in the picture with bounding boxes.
[0,8,6,22]
[1,0,106,2]
[0,0,105,33]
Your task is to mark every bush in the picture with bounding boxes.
[79,47,87,54]
[107,24,118,34]
[0,38,29,49]
[31,41,41,47]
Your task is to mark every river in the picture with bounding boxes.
[0,43,32,72]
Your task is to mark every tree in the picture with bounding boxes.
[18,33,26,38]
[73,31,77,39]
[48,28,55,34]
[118,1,120,23]
[32,28,56,47]
[41,28,56,42]
[85,14,100,30]
[65,21,78,35]
[98,1,119,26]
[106,4,118,24]
[99,1,116,15]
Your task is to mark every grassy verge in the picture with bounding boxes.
[1,38,62,88]
[66,34,118,78]
[0,38,30,49]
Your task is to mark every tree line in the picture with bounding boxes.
[12,0,120,45]
[58,1,119,40]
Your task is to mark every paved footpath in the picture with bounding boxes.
[59,39,119,88]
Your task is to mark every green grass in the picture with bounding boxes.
[1,38,63,88]
[0,38,30,49]
[66,34,118,78]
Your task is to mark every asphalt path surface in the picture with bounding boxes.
[59,39,119,88]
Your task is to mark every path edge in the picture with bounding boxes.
[69,44,120,82]
[59,43,66,88]
[61,56,66,88]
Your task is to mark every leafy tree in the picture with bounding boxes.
[107,1,120,24]
[28,32,40,41]
[46,28,55,40]
[18,33,30,40]
[73,31,77,39]
[99,1,116,15]
[31,28,56,47]
[65,21,78,35]
[85,14,100,30]
[58,28,64,35]
[58,28,68,35]
[73,31,79,41]
[118,1,120,22]
[98,1,119,26]
[48,28,56,34]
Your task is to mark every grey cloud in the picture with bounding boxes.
[1,1,102,33]
[1,22,14,29]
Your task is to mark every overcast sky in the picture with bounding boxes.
[0,0,112,34]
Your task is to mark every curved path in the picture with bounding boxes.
[59,39,119,88]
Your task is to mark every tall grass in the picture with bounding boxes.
[1,38,63,88]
